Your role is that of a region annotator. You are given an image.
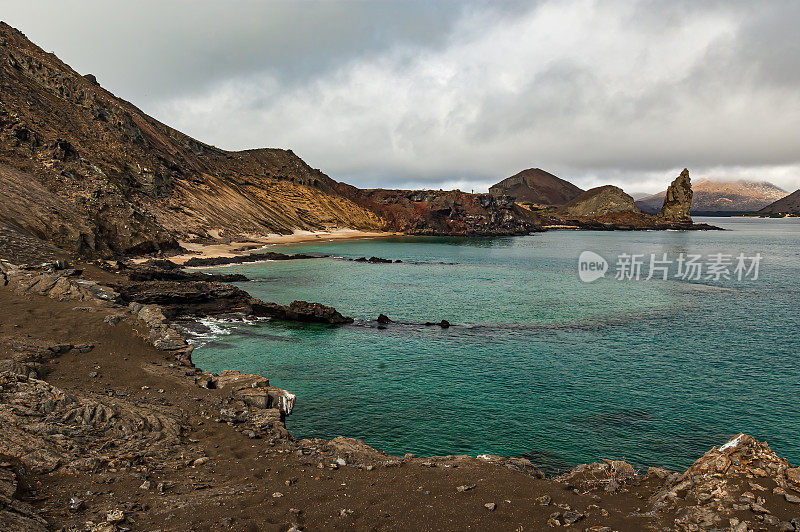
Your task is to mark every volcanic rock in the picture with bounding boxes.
[182,252,325,267]
[252,300,354,325]
[559,185,640,217]
[657,169,693,221]
[760,188,800,216]
[350,189,542,236]
[489,168,584,206]
[0,22,382,259]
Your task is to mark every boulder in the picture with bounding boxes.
[208,370,295,417]
[556,458,637,492]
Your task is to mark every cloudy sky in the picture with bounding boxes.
[3,0,800,193]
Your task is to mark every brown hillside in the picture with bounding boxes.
[759,188,800,215]
[488,168,583,205]
[559,185,640,217]
[0,22,382,259]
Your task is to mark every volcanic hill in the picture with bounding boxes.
[759,189,800,216]
[488,168,584,206]
[0,22,384,259]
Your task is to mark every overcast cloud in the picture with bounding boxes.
[2,0,800,193]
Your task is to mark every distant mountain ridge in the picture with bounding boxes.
[635,179,787,215]
[489,168,584,205]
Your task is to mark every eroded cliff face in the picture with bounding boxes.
[0,23,383,260]
[657,169,693,221]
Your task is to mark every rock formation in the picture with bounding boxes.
[351,189,542,236]
[657,169,693,221]
[556,433,800,530]
[488,168,584,206]
[559,185,640,217]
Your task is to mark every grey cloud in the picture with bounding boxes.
[1,0,799,194]
[0,0,468,101]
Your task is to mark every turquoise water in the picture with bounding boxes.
[192,217,800,473]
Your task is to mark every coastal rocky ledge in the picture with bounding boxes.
[2,258,799,530]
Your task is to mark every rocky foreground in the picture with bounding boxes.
[1,260,799,531]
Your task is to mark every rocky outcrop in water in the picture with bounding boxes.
[657,169,694,221]
[637,179,787,215]
[2,260,354,372]
[122,259,248,282]
[182,252,326,267]
[251,300,354,325]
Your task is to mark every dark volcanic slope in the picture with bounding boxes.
[489,168,584,205]
[760,189,800,215]
[636,179,787,215]
[0,22,382,259]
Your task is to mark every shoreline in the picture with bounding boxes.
[165,229,401,265]
[2,260,800,530]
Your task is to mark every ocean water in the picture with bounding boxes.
[192,217,800,473]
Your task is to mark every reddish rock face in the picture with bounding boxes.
[657,169,693,221]
[349,189,542,236]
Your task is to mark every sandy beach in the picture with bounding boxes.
[162,229,399,264]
